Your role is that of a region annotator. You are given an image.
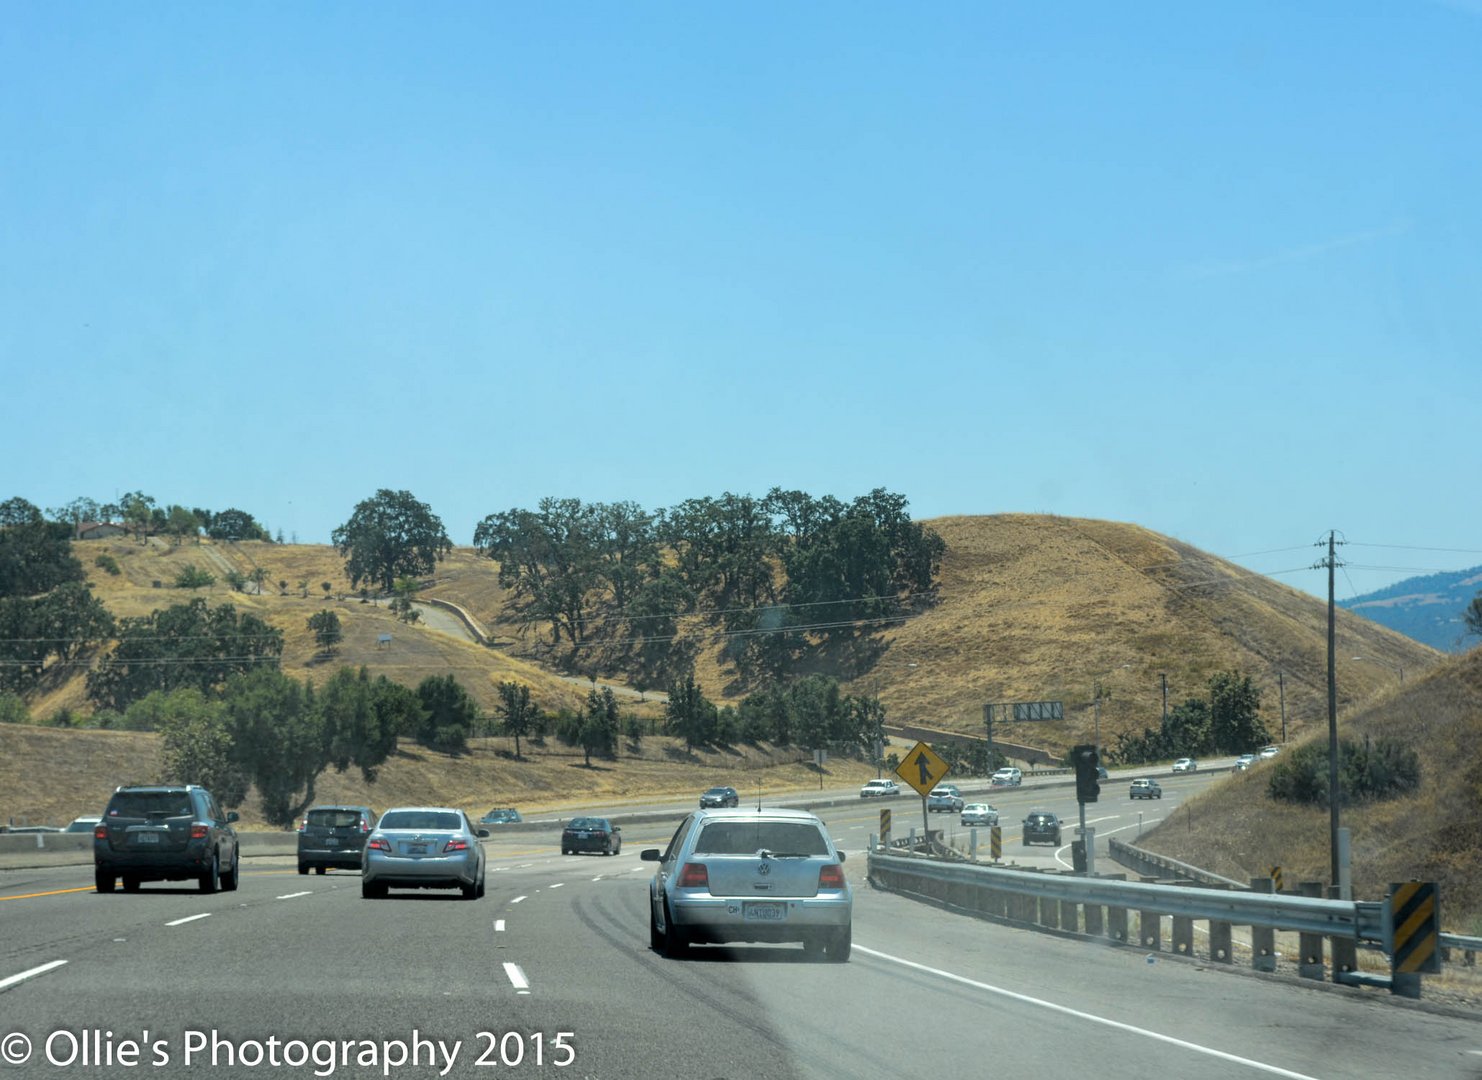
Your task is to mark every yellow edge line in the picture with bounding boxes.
[0,886,96,902]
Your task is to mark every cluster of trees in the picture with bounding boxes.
[1267,736,1421,807]
[0,497,115,693]
[47,494,273,544]
[1113,671,1272,764]
[469,488,944,685]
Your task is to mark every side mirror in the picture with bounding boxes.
[477,829,490,839]
[837,851,847,863]
[640,848,661,862]
[226,812,239,823]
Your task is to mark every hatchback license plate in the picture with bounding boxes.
[743,901,786,922]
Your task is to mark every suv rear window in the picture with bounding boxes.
[307,809,363,827]
[107,792,192,818]
[694,821,830,856]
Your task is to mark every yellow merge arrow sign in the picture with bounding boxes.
[895,740,950,798]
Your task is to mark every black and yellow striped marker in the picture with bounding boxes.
[990,825,1002,862]
[1390,881,1440,975]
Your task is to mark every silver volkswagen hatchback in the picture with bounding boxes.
[642,808,851,961]
[361,806,487,900]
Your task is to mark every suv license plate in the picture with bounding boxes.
[325,838,338,846]
[742,902,786,922]
[136,832,160,844]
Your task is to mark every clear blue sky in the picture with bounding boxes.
[4,3,1479,601]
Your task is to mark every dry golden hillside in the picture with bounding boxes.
[1139,647,1482,927]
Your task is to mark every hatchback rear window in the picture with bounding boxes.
[694,821,830,856]
[379,811,461,830]
[307,809,363,828]
[107,792,192,818]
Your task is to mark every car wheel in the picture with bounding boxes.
[197,853,220,894]
[803,933,827,960]
[662,900,688,959]
[361,879,386,899]
[220,853,238,892]
[298,863,309,875]
[315,866,327,875]
[826,925,852,963]
[477,876,486,899]
[649,897,663,951]
[95,868,114,893]
[122,875,140,893]
[461,880,479,900]
[561,848,571,856]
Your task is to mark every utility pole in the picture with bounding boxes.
[1159,672,1168,722]
[1278,671,1287,743]
[1318,530,1345,890]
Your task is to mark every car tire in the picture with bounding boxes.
[649,900,663,951]
[315,866,327,875]
[477,876,486,899]
[803,933,827,960]
[298,863,309,875]
[95,868,114,893]
[825,925,852,963]
[662,901,688,959]
[198,853,220,894]
[220,854,238,892]
[361,880,386,899]
[122,875,140,893]
[461,880,479,900]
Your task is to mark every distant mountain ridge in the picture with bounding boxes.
[1340,565,1482,652]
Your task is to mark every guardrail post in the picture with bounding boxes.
[1039,895,1060,930]
[1060,898,1079,933]
[1171,915,1194,956]
[1209,919,1233,963]
[1138,878,1161,951]
[1297,881,1326,980]
[1084,901,1103,937]
[1250,877,1277,973]
[1328,885,1358,982]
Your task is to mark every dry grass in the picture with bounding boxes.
[0,721,880,830]
[1139,648,1482,928]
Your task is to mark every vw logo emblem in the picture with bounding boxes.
[757,861,771,875]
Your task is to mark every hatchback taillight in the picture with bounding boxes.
[818,864,846,890]
[677,862,709,888]
[443,839,468,853]
[190,824,208,840]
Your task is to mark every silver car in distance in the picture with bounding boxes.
[361,806,487,900]
[642,808,852,962]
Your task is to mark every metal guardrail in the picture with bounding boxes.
[869,850,1362,937]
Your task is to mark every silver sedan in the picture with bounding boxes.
[361,807,487,900]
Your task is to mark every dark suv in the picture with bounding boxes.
[298,805,376,874]
[94,785,240,893]
[1021,810,1062,846]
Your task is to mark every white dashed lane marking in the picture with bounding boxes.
[503,963,531,994]
[165,913,211,927]
[511,895,528,904]
[276,891,312,900]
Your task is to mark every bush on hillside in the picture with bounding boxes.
[1268,736,1421,807]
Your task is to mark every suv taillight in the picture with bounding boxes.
[818,864,846,890]
[94,824,107,840]
[190,824,208,840]
[298,819,308,832]
[677,863,709,888]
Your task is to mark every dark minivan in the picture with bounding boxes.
[298,805,376,874]
[94,784,240,893]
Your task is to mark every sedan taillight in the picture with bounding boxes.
[443,839,468,853]
[677,862,709,888]
[818,864,846,890]
[367,837,392,852]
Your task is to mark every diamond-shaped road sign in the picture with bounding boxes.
[895,740,950,798]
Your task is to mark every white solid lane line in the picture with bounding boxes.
[503,963,530,993]
[165,913,212,927]
[276,891,313,900]
[0,959,67,991]
[854,945,1322,1080]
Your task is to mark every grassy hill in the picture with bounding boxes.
[6,514,1445,827]
[1138,646,1482,928]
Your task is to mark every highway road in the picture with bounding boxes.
[4,778,1481,1079]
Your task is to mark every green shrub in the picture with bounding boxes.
[1268,736,1420,807]
[173,564,215,590]
[94,553,121,575]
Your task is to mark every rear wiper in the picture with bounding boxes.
[757,850,811,859]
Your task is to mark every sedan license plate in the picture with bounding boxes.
[742,901,786,922]
[407,844,428,855]
[136,832,160,844]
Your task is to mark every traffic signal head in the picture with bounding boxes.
[1072,743,1101,803]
